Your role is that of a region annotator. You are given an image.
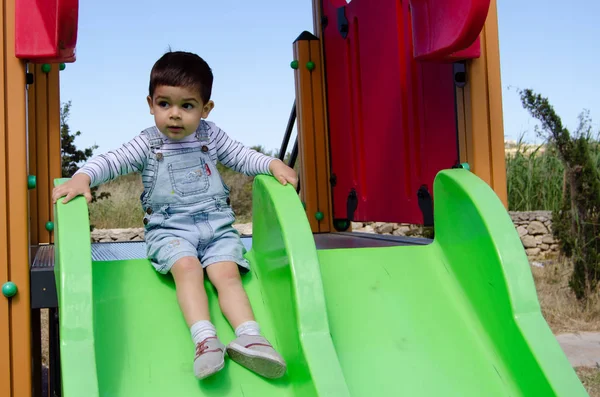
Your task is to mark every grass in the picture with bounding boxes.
[532,254,600,396]
[506,136,600,212]
[576,368,600,397]
[89,173,144,229]
[506,138,564,212]
[531,255,600,334]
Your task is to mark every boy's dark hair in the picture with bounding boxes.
[149,51,213,103]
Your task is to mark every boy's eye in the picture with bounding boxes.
[158,101,169,108]
[182,103,194,110]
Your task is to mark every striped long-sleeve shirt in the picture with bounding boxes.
[76,121,275,188]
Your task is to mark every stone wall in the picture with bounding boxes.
[90,211,558,258]
[508,211,558,257]
[350,211,558,258]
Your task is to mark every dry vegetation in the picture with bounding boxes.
[533,255,600,396]
[576,368,600,397]
[532,255,600,334]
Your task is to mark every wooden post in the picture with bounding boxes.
[28,64,61,245]
[293,31,333,233]
[0,0,33,395]
[456,0,508,208]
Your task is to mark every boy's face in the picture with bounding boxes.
[147,85,214,140]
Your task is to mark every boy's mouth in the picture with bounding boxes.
[167,126,184,132]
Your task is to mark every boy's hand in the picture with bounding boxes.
[269,159,298,189]
[52,173,93,204]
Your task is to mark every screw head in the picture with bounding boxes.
[27,175,37,190]
[59,63,66,71]
[41,64,51,73]
[2,282,17,298]
[306,61,315,71]
[290,60,299,69]
[315,211,324,221]
[45,221,54,232]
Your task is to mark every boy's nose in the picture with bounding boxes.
[170,108,181,119]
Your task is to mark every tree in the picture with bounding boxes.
[60,101,109,202]
[519,89,600,299]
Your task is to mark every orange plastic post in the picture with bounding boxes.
[34,65,51,244]
[457,0,507,207]
[5,0,32,395]
[293,32,333,233]
[27,69,39,245]
[28,64,61,244]
[47,67,62,213]
[0,1,11,391]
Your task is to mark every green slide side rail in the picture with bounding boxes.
[248,176,350,396]
[53,178,100,397]
[52,176,349,397]
[433,169,587,396]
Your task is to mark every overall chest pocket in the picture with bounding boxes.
[168,158,210,196]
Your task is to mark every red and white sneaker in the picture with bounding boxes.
[194,336,225,379]
[226,335,287,379]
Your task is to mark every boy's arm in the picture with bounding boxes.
[211,123,275,176]
[75,133,149,187]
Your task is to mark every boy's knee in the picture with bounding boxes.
[172,256,202,275]
[208,262,241,289]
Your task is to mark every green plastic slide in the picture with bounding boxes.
[53,170,588,396]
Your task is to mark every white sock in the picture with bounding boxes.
[235,321,261,337]
[190,320,217,345]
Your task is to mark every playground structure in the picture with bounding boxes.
[0,0,589,396]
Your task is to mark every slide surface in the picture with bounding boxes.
[53,171,587,396]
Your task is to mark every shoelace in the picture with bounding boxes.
[196,337,216,357]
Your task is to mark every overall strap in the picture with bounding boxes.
[141,126,163,150]
[196,120,211,143]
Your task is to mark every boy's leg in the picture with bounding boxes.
[171,257,211,326]
[205,260,254,328]
[206,261,286,379]
[171,256,225,379]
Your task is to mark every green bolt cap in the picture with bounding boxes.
[315,211,324,221]
[290,60,299,69]
[27,175,36,190]
[306,61,315,71]
[41,64,51,73]
[2,282,17,298]
[45,221,54,232]
[59,63,66,71]
[461,162,471,171]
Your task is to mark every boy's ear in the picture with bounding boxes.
[147,96,154,115]
[202,100,215,119]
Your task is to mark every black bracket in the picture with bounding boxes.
[417,185,434,227]
[330,173,337,187]
[346,188,358,221]
[453,62,467,88]
[337,7,349,39]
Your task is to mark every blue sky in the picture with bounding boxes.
[60,0,600,155]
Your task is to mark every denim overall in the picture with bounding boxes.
[140,125,249,274]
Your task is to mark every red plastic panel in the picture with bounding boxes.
[321,0,459,225]
[15,0,79,63]
[409,0,490,61]
[445,37,481,61]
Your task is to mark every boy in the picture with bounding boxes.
[52,51,297,380]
